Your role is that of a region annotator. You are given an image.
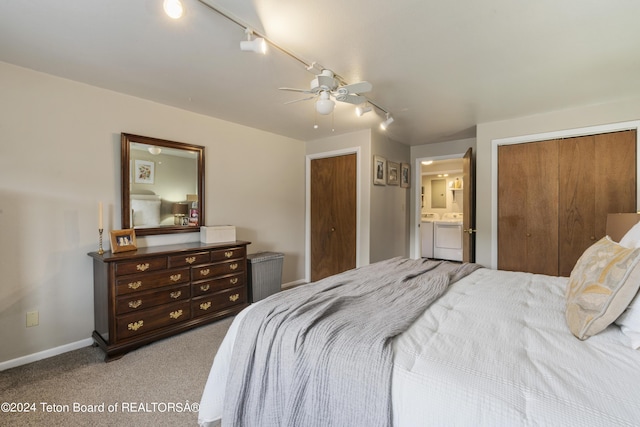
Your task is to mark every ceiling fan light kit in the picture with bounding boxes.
[315,92,335,115]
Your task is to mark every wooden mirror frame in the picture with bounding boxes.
[121,133,205,236]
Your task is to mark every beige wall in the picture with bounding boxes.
[0,61,306,366]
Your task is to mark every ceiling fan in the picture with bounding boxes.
[279,69,373,115]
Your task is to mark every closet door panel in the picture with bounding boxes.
[498,143,528,272]
[558,136,595,277]
[594,130,636,235]
[526,140,559,276]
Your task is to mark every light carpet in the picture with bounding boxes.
[1,316,233,426]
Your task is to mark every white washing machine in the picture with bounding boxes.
[420,213,439,258]
[434,213,463,261]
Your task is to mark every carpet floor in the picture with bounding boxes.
[1,316,233,426]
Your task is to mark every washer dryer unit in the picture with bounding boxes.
[433,213,463,262]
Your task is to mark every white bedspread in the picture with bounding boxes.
[199,268,640,426]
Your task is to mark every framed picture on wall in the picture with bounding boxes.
[373,155,386,185]
[387,161,400,185]
[400,162,411,188]
[109,229,138,253]
[134,159,155,184]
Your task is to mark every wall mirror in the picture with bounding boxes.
[431,179,447,208]
[121,133,205,236]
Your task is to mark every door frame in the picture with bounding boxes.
[413,152,468,260]
[306,147,361,283]
[491,120,640,269]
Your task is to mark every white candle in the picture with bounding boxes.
[98,202,103,229]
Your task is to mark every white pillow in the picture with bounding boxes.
[615,293,640,349]
[619,220,640,248]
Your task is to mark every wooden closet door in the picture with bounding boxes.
[498,140,559,275]
[558,130,636,275]
[310,154,357,282]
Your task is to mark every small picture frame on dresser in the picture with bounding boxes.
[109,229,137,253]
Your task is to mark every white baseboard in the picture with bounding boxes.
[0,337,94,371]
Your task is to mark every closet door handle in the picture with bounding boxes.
[463,228,476,234]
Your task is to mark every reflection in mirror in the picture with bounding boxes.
[121,133,205,236]
[431,179,446,209]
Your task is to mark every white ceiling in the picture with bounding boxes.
[2,0,640,146]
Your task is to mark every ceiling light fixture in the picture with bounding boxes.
[195,0,393,124]
[315,91,335,115]
[147,146,162,155]
[380,114,394,130]
[163,0,184,19]
[240,29,267,54]
[355,104,372,117]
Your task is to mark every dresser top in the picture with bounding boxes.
[88,240,251,263]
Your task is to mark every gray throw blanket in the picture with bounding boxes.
[222,257,480,427]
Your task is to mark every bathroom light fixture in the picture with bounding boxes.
[380,114,394,130]
[240,29,267,54]
[315,91,335,115]
[163,0,184,19]
[147,146,162,155]
[355,104,372,117]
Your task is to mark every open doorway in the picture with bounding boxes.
[415,148,475,262]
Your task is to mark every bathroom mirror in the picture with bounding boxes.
[121,133,205,236]
[431,179,446,208]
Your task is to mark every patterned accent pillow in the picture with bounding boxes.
[566,236,640,340]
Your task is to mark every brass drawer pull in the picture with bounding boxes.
[128,320,144,331]
[230,278,238,285]
[185,256,196,264]
[170,274,182,282]
[229,293,240,302]
[200,269,210,276]
[128,300,143,309]
[169,310,183,319]
[229,263,238,270]
[224,251,233,258]
[128,281,142,290]
[200,301,212,311]
[136,263,150,272]
[200,284,210,292]
[170,291,182,299]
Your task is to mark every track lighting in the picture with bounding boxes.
[240,29,267,54]
[163,0,184,19]
[315,91,335,115]
[380,114,394,130]
[355,104,372,117]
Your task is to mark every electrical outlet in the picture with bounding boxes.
[26,311,39,327]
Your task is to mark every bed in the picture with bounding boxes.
[198,221,640,426]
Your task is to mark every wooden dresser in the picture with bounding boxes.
[88,241,250,361]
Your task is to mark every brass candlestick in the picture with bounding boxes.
[98,228,104,255]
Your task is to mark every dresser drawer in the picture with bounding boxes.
[192,286,246,318]
[116,301,191,340]
[211,246,246,262]
[115,257,167,276]
[168,251,210,268]
[116,284,190,315]
[116,268,190,295]
[200,260,245,279]
[192,273,245,297]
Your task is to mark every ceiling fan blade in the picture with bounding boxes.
[341,81,372,94]
[279,87,312,93]
[284,95,316,105]
[316,75,339,91]
[334,94,367,105]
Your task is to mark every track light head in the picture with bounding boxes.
[163,0,184,19]
[240,29,267,54]
[380,114,394,130]
[355,104,372,117]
